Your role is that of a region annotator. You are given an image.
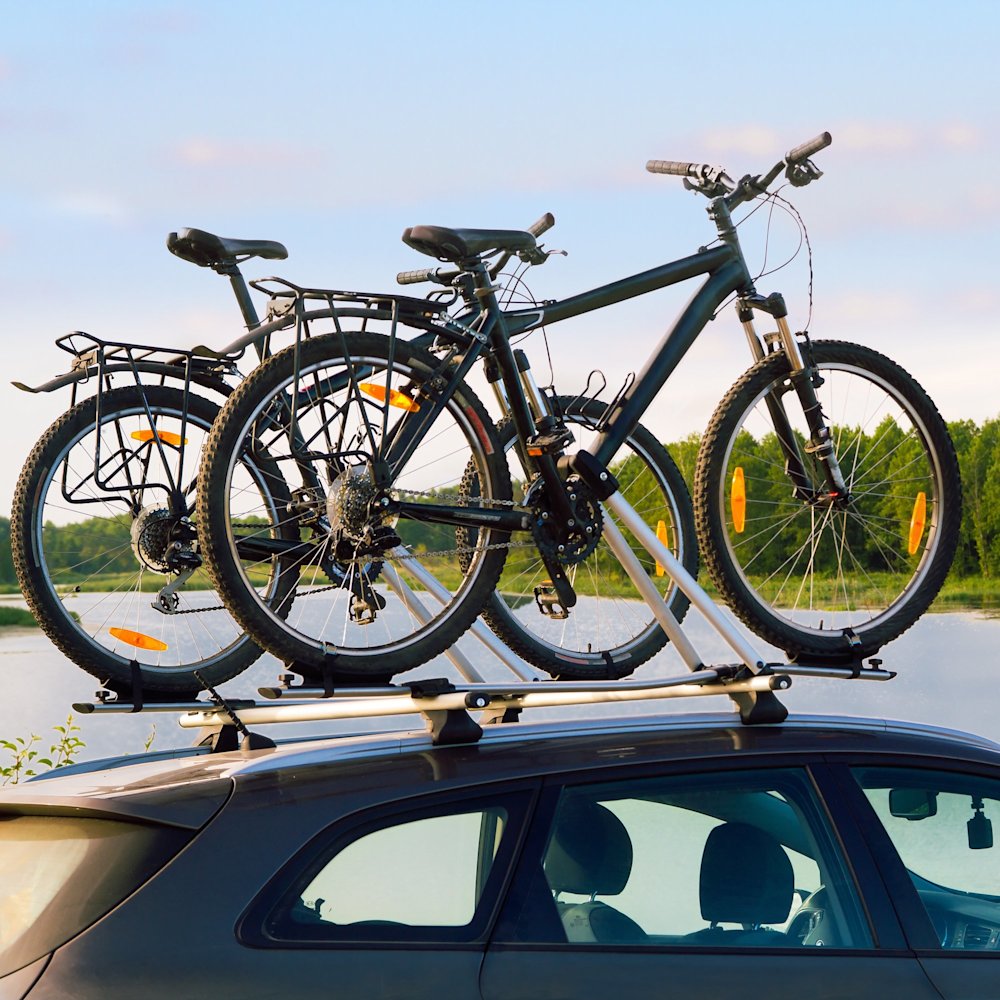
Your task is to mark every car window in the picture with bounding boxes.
[255,792,527,945]
[507,768,871,949]
[851,767,1000,950]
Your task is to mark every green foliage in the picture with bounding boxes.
[1,417,998,597]
[0,517,14,585]
[0,607,37,627]
[1,715,85,785]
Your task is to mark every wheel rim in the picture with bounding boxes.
[716,360,947,638]
[217,351,502,658]
[29,399,279,677]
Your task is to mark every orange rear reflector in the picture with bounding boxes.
[908,491,927,555]
[109,627,168,651]
[359,383,420,411]
[731,467,746,534]
[655,520,670,577]
[131,429,186,447]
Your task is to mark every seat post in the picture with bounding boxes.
[217,262,263,341]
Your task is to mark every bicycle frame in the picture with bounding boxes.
[374,186,854,552]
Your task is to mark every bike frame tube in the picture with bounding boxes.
[382,246,755,537]
[500,245,751,467]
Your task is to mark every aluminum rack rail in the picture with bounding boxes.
[72,657,894,750]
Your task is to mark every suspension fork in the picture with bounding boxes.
[740,297,848,500]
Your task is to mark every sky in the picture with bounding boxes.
[2,0,998,517]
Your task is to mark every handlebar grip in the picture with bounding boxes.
[646,160,701,176]
[786,132,832,163]
[396,268,437,286]
[528,212,555,238]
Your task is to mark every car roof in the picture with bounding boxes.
[5,711,998,824]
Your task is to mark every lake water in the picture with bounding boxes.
[0,593,997,764]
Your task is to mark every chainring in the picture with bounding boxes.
[529,479,603,566]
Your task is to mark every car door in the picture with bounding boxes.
[482,760,942,1000]
[835,761,1000,1000]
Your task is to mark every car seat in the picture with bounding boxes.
[544,799,646,944]
[686,821,793,946]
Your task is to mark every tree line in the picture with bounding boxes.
[1,414,998,589]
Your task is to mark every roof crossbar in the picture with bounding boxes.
[71,657,894,747]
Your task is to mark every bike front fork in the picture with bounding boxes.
[742,310,849,503]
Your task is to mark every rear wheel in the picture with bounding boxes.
[11,386,292,692]
[477,397,697,680]
[694,340,961,660]
[197,332,512,682]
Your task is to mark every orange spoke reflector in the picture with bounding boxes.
[908,491,927,555]
[131,429,186,447]
[655,520,670,577]
[109,627,168,651]
[359,383,420,412]
[731,467,746,534]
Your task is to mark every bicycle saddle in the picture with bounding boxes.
[402,225,537,262]
[167,228,288,268]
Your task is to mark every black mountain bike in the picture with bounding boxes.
[195,132,961,684]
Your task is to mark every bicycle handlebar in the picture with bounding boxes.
[786,132,832,164]
[645,160,703,177]
[529,212,555,238]
[397,268,442,286]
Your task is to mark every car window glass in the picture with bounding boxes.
[852,767,1000,950]
[513,768,871,949]
[302,809,503,926]
[261,798,516,943]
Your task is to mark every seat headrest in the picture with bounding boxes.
[545,799,633,897]
[699,822,793,926]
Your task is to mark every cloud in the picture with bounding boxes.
[171,137,322,169]
[46,193,129,223]
[697,125,783,158]
[822,291,919,324]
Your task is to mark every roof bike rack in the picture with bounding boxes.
[71,490,894,751]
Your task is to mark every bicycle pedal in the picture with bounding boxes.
[525,426,575,457]
[533,582,570,620]
[349,597,377,626]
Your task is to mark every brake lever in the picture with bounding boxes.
[517,246,550,266]
[785,157,823,187]
[682,166,736,200]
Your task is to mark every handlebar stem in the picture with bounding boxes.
[708,197,754,295]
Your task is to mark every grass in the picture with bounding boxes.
[0,607,37,627]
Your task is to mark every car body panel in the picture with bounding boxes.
[2,712,997,999]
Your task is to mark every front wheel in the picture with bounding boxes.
[694,340,961,660]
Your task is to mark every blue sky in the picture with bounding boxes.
[2,0,998,514]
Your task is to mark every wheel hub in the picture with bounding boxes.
[327,466,400,558]
[130,505,177,572]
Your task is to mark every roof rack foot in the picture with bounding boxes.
[730,689,788,726]
[422,708,483,746]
